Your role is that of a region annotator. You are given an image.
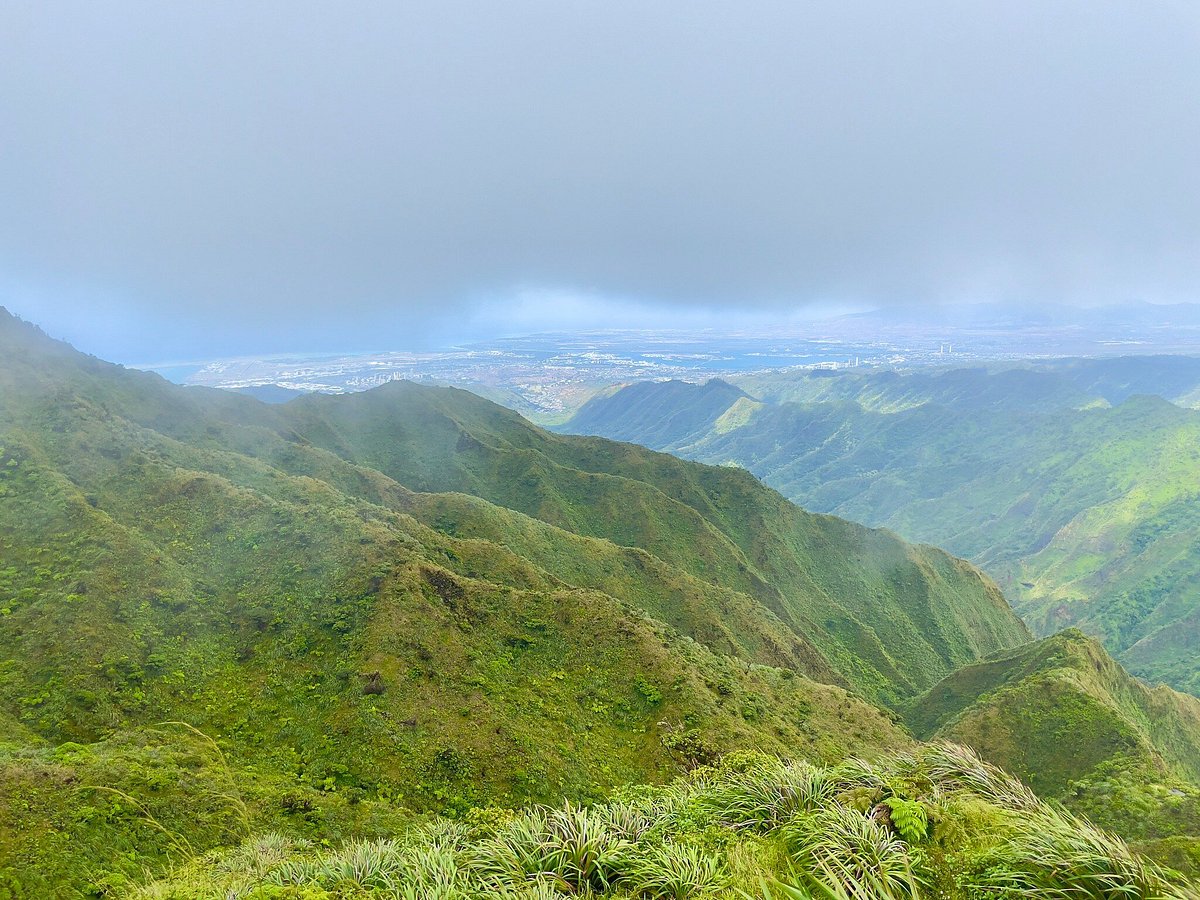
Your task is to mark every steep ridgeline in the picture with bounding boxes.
[907,630,1200,860]
[562,370,1200,695]
[737,356,1200,411]
[279,382,1026,705]
[0,310,1025,892]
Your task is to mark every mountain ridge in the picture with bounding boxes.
[561,369,1200,694]
[0,308,1029,892]
[6,308,1200,894]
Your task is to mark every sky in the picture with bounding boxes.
[2,1,1199,362]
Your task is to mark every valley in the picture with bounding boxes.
[563,360,1200,696]
[3,309,1199,894]
[9,3,1199,894]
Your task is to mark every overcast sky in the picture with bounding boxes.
[2,1,1199,361]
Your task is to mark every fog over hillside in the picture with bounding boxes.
[4,2,1200,894]
[4,1,1198,359]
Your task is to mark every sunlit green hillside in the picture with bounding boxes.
[6,311,1200,895]
[564,368,1200,694]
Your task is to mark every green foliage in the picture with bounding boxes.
[136,745,1198,898]
[698,758,836,831]
[906,631,1200,845]
[971,809,1196,899]
[782,805,917,896]
[562,365,1200,695]
[880,797,927,844]
[468,802,633,892]
[0,310,956,891]
[635,675,664,705]
[0,311,1196,895]
[747,863,919,900]
[661,727,720,770]
[621,842,729,898]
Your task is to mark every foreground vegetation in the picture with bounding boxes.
[137,744,1198,898]
[3,310,1199,894]
[0,310,1015,892]
[907,630,1200,858]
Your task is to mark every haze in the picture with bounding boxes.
[2,1,1198,361]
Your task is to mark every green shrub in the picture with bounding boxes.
[879,797,927,844]
[698,759,835,831]
[620,842,727,898]
[968,810,1192,899]
[781,805,921,897]
[130,744,1198,899]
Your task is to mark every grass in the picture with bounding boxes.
[134,743,1199,898]
[0,312,1197,893]
[0,309,1000,891]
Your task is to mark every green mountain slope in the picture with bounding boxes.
[566,378,751,445]
[0,309,1037,893]
[907,630,1200,851]
[735,366,1101,413]
[4,311,1200,894]
[735,356,1200,411]
[563,371,1200,693]
[278,380,1027,705]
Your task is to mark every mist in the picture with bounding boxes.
[2,1,1198,361]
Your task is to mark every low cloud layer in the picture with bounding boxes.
[2,1,1198,360]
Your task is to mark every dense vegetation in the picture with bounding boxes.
[3,309,1198,895]
[133,744,1199,898]
[908,630,1200,859]
[563,365,1200,693]
[0,310,1012,893]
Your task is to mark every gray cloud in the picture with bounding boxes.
[2,0,1198,360]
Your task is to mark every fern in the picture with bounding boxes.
[133,745,1198,899]
[880,797,928,844]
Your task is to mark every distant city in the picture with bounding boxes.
[153,302,1200,422]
